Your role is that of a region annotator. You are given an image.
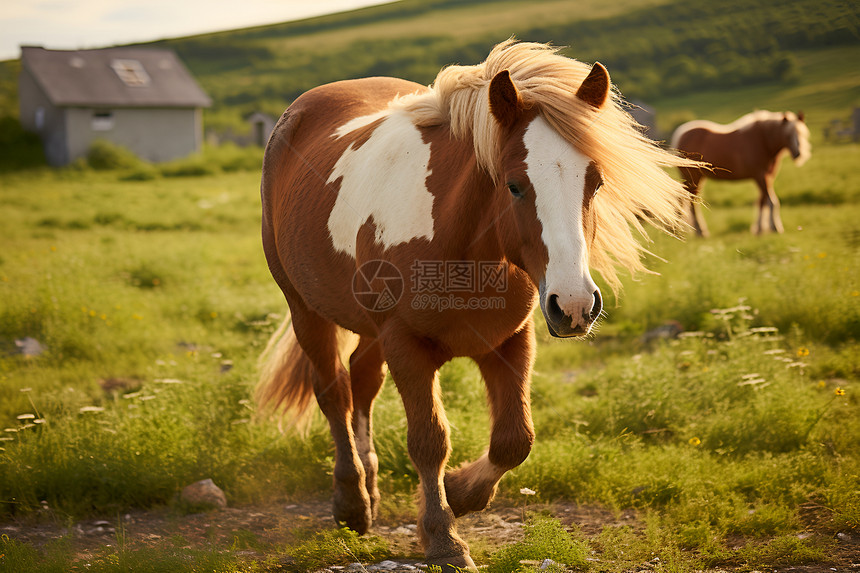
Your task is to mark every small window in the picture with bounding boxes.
[35,107,45,130]
[111,59,150,87]
[92,111,114,131]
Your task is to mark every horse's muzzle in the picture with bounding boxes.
[539,280,602,338]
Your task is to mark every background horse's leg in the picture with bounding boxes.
[289,301,372,533]
[752,174,784,234]
[445,319,536,517]
[681,168,709,237]
[349,336,386,520]
[381,322,474,571]
[762,174,784,233]
[752,175,768,234]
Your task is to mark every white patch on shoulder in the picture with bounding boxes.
[327,111,434,258]
[332,109,390,139]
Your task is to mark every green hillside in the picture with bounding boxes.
[149,0,860,132]
[2,0,859,138]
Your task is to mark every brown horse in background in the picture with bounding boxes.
[671,110,811,236]
[256,40,699,570]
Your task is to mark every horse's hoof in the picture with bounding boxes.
[333,492,373,534]
[426,554,477,572]
[444,471,496,517]
[334,506,373,534]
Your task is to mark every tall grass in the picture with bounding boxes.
[1,141,857,569]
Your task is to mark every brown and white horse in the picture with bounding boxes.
[257,40,697,570]
[671,110,811,237]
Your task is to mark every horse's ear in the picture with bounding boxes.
[576,62,610,109]
[489,70,523,127]
[797,111,805,122]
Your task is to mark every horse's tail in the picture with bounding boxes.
[255,312,360,433]
[255,312,317,433]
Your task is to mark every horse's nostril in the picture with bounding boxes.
[590,290,603,321]
[547,294,565,323]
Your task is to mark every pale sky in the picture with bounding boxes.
[0,0,398,61]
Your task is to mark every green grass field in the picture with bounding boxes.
[2,140,859,572]
[2,0,860,570]
[0,150,860,571]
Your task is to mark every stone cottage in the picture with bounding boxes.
[19,46,211,166]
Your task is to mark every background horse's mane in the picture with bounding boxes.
[725,109,803,131]
[391,39,700,291]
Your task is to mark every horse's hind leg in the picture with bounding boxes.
[445,319,536,517]
[349,336,386,520]
[289,301,372,533]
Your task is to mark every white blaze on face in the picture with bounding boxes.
[792,120,811,166]
[524,116,598,317]
[327,111,435,258]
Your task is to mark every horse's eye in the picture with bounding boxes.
[508,183,524,198]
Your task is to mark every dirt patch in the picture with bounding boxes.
[1,499,857,571]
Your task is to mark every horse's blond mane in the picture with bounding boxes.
[732,109,797,129]
[391,39,701,291]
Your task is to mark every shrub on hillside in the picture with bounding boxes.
[159,154,217,177]
[0,115,45,171]
[204,142,262,172]
[86,140,146,171]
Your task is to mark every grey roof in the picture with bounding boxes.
[21,46,211,108]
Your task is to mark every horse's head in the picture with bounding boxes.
[489,65,610,338]
[783,111,811,166]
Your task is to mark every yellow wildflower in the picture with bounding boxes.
[689,437,701,446]
[835,388,846,396]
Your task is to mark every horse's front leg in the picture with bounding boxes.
[763,175,784,233]
[381,322,474,571]
[445,318,536,517]
[752,175,778,234]
[681,169,709,237]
